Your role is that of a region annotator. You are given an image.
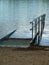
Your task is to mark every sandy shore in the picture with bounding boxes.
[0,47,49,65]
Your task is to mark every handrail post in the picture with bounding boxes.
[30,22,33,41]
[41,14,46,37]
[35,19,37,44]
[38,17,40,45]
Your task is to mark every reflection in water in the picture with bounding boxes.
[0,0,49,46]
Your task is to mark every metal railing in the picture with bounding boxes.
[30,14,46,46]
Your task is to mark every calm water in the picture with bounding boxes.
[0,0,49,46]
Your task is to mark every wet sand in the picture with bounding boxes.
[0,47,49,65]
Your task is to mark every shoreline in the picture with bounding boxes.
[0,47,49,65]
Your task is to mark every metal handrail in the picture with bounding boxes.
[30,14,46,46]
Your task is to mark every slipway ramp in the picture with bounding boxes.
[0,14,46,48]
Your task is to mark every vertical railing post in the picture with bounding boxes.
[30,22,33,41]
[38,17,40,45]
[32,22,33,41]
[41,17,43,38]
[41,14,46,37]
[35,19,37,44]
